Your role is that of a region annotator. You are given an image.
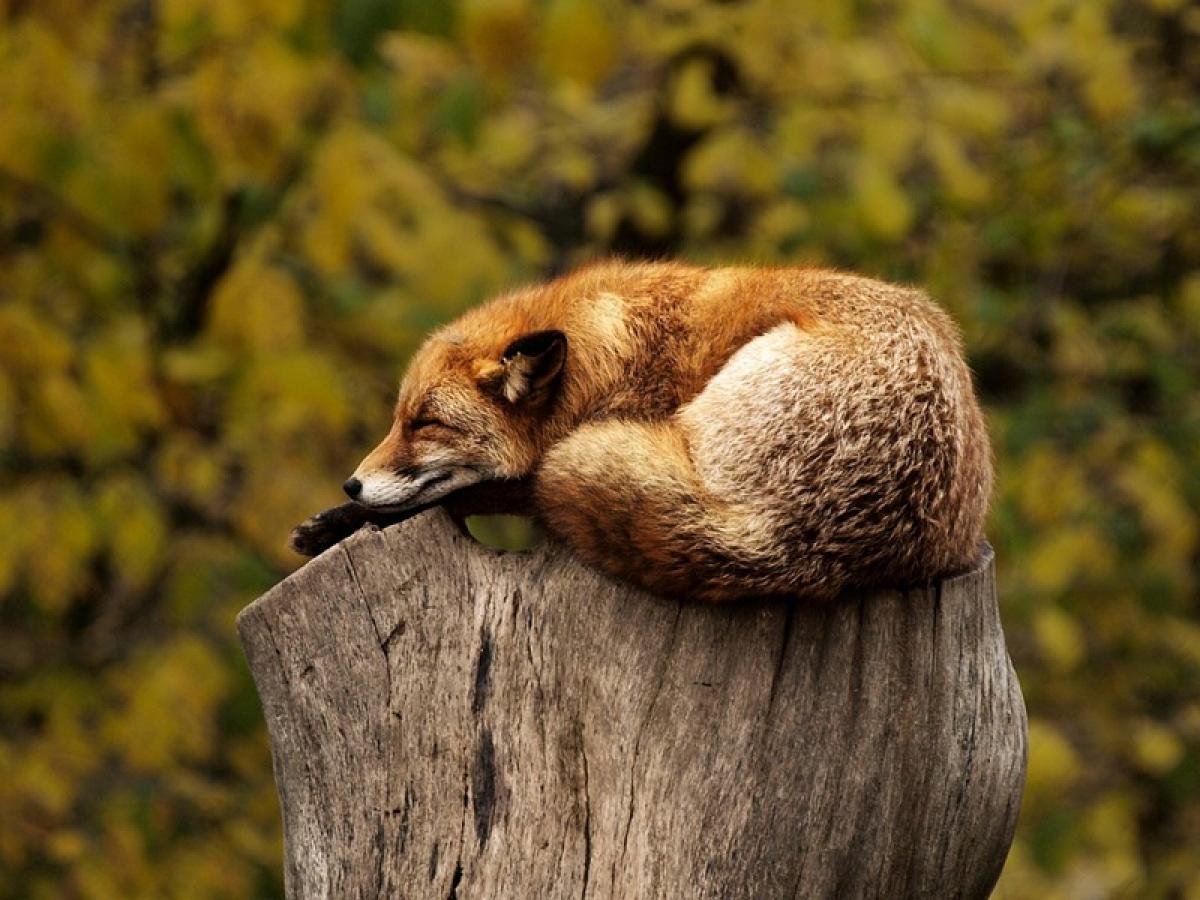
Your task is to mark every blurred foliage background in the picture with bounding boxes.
[1,0,1198,896]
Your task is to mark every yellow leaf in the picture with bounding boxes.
[1013,445,1088,526]
[26,374,92,457]
[683,128,777,196]
[208,265,307,354]
[1115,439,1198,592]
[751,200,812,250]
[224,351,351,450]
[502,217,551,268]
[155,435,227,513]
[0,21,95,179]
[379,33,462,87]
[1025,720,1080,811]
[542,0,617,88]
[0,304,73,376]
[461,0,537,79]
[12,749,77,818]
[626,182,674,239]
[83,320,166,464]
[1132,720,1184,776]
[102,637,230,772]
[231,459,330,567]
[1159,620,1200,669]
[1081,793,1139,860]
[96,477,168,592]
[45,830,87,864]
[681,194,725,240]
[162,346,233,385]
[192,36,322,184]
[667,57,732,130]
[932,83,1010,139]
[854,159,912,241]
[64,105,173,237]
[1025,525,1112,595]
[860,114,919,170]
[928,129,990,207]
[586,193,622,242]
[1033,606,1087,672]
[478,109,539,170]
[546,146,598,192]
[24,483,98,616]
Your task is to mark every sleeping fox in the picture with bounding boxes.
[290,260,992,602]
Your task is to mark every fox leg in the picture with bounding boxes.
[290,478,537,557]
[533,419,790,602]
[442,476,537,522]
[289,502,403,557]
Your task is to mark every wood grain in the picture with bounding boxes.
[238,509,1026,899]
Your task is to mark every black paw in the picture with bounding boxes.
[289,503,372,557]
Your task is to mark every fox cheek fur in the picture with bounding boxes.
[346,330,568,511]
[332,261,992,604]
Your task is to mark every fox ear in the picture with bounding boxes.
[489,330,567,404]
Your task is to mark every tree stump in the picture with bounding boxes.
[237,509,1026,899]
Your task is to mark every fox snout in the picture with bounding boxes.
[346,463,462,510]
[346,427,487,511]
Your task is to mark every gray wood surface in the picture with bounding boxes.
[238,509,1026,899]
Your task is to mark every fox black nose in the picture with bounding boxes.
[343,477,362,500]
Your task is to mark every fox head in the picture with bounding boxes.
[344,327,567,511]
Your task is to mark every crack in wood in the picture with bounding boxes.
[579,723,593,900]
[767,601,796,711]
[471,727,499,848]
[471,628,493,715]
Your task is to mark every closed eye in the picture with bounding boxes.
[411,418,461,434]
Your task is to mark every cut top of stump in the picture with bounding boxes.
[237,509,1027,900]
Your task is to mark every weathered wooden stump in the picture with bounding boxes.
[237,509,1026,899]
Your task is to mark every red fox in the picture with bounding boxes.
[291,260,992,602]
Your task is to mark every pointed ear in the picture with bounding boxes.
[490,330,567,404]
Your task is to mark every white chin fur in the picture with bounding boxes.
[356,468,483,510]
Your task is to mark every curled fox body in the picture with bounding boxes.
[292,261,992,602]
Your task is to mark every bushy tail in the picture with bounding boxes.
[534,420,811,602]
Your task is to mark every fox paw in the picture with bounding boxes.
[289,504,374,557]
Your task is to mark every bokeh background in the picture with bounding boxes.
[1,0,1198,896]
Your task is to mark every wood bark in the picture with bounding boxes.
[237,509,1026,899]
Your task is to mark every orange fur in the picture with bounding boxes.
[347,260,992,602]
